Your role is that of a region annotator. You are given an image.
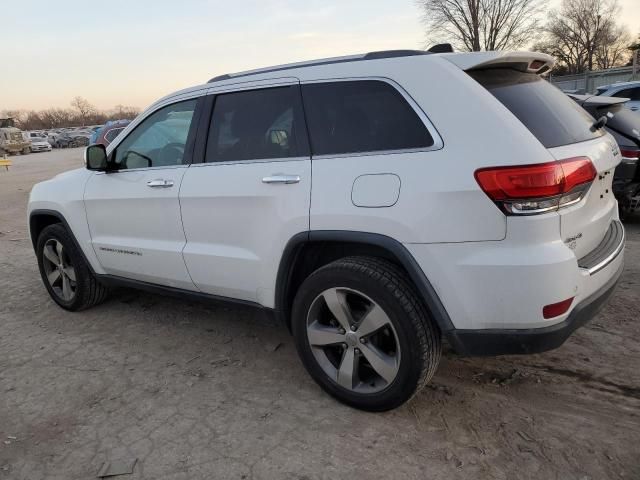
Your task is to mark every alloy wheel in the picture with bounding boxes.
[306,287,401,394]
[42,239,77,301]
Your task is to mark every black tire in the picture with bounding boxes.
[36,224,108,311]
[291,256,441,411]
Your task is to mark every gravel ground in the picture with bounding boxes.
[1,149,639,480]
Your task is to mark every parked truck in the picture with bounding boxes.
[0,118,31,155]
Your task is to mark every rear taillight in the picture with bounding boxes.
[620,148,639,164]
[475,157,597,215]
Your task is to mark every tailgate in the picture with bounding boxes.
[548,136,620,259]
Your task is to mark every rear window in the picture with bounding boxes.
[469,69,603,148]
[301,80,433,156]
[613,87,640,101]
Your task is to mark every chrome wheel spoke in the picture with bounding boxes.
[357,304,391,337]
[336,347,357,389]
[63,267,76,282]
[44,244,60,265]
[47,269,61,285]
[55,241,64,262]
[359,343,398,384]
[322,288,354,331]
[307,322,345,346]
[61,274,72,300]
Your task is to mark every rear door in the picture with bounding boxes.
[179,79,311,305]
[469,68,620,258]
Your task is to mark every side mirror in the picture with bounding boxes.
[85,144,108,171]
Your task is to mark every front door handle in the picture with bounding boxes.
[147,179,174,188]
[262,174,300,184]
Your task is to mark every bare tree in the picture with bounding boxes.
[4,99,140,130]
[70,96,96,126]
[535,0,631,74]
[0,109,26,124]
[111,105,140,119]
[596,24,632,69]
[417,0,546,51]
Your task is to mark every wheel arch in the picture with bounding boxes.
[275,231,454,334]
[29,209,96,275]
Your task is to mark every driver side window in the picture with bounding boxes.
[113,99,197,169]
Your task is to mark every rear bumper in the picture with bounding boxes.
[446,261,623,356]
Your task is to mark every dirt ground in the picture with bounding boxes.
[0,149,638,480]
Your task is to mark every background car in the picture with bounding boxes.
[29,137,53,153]
[53,133,89,148]
[92,120,131,146]
[596,81,640,112]
[569,93,640,218]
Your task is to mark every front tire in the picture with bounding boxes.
[36,224,108,311]
[292,256,441,411]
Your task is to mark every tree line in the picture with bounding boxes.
[1,96,140,131]
[418,0,639,75]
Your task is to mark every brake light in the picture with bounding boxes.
[475,157,596,215]
[543,297,574,319]
[620,148,639,162]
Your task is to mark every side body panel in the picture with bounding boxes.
[83,166,195,289]
[28,168,106,275]
[180,159,311,305]
[301,56,555,244]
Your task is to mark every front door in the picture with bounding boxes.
[180,81,311,306]
[84,98,200,290]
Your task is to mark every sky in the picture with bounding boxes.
[1,0,639,112]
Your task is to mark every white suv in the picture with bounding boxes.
[28,49,625,411]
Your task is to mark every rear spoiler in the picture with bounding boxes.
[567,93,629,107]
[440,51,555,74]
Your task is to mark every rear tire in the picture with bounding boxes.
[292,256,441,411]
[36,224,108,311]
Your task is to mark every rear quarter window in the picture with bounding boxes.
[469,69,603,148]
[301,80,433,156]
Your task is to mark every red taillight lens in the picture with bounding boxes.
[543,297,574,319]
[475,157,596,215]
[558,157,598,191]
[620,148,640,160]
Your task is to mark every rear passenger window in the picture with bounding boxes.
[301,80,433,156]
[206,86,306,162]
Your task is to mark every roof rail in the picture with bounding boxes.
[207,49,431,84]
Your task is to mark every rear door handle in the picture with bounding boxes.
[262,174,300,184]
[147,179,174,188]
